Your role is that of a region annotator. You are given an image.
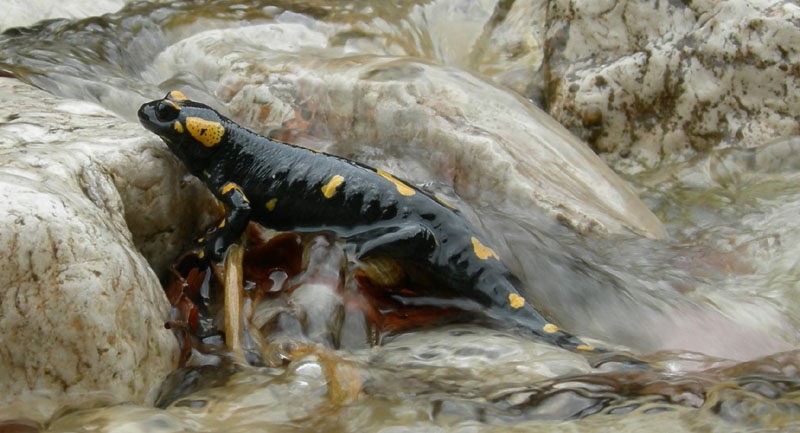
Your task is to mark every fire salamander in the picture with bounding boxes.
[138,91,598,352]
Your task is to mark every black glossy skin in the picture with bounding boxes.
[138,91,597,351]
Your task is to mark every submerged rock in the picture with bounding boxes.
[0,78,215,420]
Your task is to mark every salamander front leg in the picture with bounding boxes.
[200,182,252,262]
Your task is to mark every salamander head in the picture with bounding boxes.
[138,91,227,173]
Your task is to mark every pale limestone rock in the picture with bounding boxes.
[545,0,800,170]
[0,78,215,419]
[0,0,129,32]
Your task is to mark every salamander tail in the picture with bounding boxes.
[491,302,604,353]
[479,276,604,353]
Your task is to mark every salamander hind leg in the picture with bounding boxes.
[353,223,437,261]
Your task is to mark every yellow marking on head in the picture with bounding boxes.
[163,99,181,112]
[377,169,415,196]
[471,237,499,260]
[186,117,225,148]
[173,121,184,133]
[218,219,226,228]
[265,198,277,211]
[221,182,249,203]
[508,293,525,309]
[197,237,205,243]
[434,193,457,210]
[577,344,596,351]
[321,175,345,198]
[169,90,188,101]
[543,323,559,334]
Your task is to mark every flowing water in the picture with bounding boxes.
[1,1,798,431]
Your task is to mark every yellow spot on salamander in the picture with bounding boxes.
[508,293,525,309]
[186,117,225,148]
[197,237,205,243]
[198,251,204,259]
[321,175,345,198]
[435,193,457,210]
[202,170,210,179]
[265,198,277,211]
[221,183,237,195]
[164,99,181,111]
[169,90,188,101]
[377,169,415,196]
[577,344,596,351]
[471,237,499,260]
[543,323,559,334]
[173,121,184,133]
[218,219,226,228]
[221,182,249,203]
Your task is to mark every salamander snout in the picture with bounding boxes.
[137,102,154,128]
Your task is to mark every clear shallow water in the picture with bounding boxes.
[0,1,798,431]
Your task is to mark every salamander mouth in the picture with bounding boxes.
[137,103,156,131]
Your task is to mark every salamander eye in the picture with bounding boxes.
[155,100,180,122]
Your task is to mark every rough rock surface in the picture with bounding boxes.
[0,0,129,32]
[545,0,800,170]
[0,78,215,418]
